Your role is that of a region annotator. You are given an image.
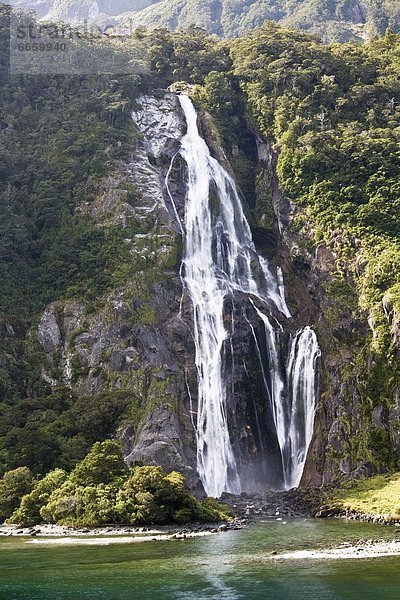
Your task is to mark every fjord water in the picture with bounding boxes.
[1,520,399,599]
[178,94,320,495]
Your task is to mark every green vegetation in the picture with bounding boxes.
[235,33,397,277]
[0,441,233,526]
[186,22,400,372]
[0,388,134,476]
[1,2,400,485]
[0,5,184,477]
[0,466,33,522]
[9,0,400,43]
[324,472,400,519]
[0,19,144,316]
[9,468,67,527]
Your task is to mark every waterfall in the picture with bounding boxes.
[284,327,321,488]
[252,311,321,490]
[176,94,319,496]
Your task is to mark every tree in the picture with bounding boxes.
[0,467,33,522]
[70,440,126,486]
[39,481,118,527]
[8,468,67,526]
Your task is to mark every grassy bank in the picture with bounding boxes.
[323,473,400,521]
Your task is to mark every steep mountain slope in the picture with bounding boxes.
[1,4,399,492]
[118,0,400,42]
[7,0,400,41]
[7,0,159,23]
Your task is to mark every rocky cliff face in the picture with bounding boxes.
[33,90,400,493]
[34,92,199,489]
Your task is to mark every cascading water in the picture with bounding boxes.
[252,311,321,490]
[176,94,320,496]
[284,327,321,488]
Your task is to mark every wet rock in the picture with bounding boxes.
[37,306,61,353]
[315,505,343,518]
[221,488,323,520]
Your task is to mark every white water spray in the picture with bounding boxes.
[177,94,319,495]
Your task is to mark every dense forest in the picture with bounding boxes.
[0,0,399,521]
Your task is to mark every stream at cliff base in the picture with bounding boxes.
[0,519,399,599]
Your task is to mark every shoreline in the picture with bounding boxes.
[0,520,244,543]
[1,519,400,558]
[222,490,400,526]
[273,538,400,561]
[316,507,400,526]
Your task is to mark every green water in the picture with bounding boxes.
[0,519,399,599]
